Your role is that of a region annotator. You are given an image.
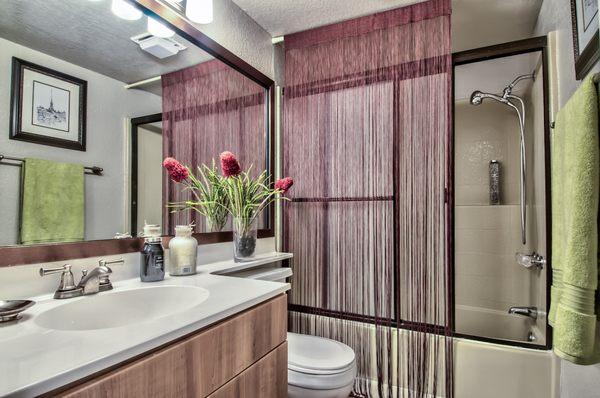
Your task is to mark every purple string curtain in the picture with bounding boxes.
[161,59,266,234]
[282,0,452,396]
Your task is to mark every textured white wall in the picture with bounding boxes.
[534,0,600,108]
[189,0,275,81]
[0,37,162,245]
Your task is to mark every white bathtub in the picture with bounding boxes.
[455,304,545,345]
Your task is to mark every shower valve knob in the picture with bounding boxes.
[515,252,545,269]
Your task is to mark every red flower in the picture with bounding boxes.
[275,177,294,194]
[163,157,189,183]
[220,151,241,177]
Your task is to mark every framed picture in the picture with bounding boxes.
[571,0,600,80]
[10,58,87,151]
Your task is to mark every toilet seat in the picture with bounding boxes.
[287,333,356,390]
[288,362,357,390]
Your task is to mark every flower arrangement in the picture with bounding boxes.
[164,151,293,260]
[163,157,229,232]
[217,151,293,259]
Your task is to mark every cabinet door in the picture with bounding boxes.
[208,342,287,398]
[59,295,287,398]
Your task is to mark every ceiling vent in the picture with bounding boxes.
[131,33,187,59]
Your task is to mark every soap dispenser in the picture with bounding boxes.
[140,223,165,282]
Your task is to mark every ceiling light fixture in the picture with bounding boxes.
[147,16,175,38]
[186,0,213,24]
[111,0,142,21]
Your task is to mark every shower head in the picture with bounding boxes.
[470,91,484,105]
[469,90,506,106]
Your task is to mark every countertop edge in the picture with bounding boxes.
[13,285,290,398]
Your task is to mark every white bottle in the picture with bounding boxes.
[168,225,198,276]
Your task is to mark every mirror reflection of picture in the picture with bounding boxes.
[32,81,70,132]
[10,57,87,151]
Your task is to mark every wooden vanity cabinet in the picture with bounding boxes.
[56,294,288,398]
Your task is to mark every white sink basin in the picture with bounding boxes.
[35,285,210,331]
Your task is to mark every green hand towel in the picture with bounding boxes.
[550,75,600,364]
[20,158,84,245]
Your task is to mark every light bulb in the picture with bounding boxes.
[186,0,213,24]
[147,16,175,38]
[111,0,142,21]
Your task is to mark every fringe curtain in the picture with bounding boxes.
[161,60,266,234]
[282,0,453,396]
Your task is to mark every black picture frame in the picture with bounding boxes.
[10,57,87,151]
[571,0,600,80]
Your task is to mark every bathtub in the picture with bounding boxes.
[292,309,557,398]
[455,304,545,345]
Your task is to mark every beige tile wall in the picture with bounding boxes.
[455,100,521,206]
[454,61,547,340]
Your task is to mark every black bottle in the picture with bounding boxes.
[140,236,165,282]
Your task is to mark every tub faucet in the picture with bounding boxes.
[508,306,538,320]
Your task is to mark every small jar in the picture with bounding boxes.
[168,225,198,276]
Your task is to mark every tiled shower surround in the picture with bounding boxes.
[454,59,547,344]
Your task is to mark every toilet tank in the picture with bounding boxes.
[221,264,292,283]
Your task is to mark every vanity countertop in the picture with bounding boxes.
[0,252,292,398]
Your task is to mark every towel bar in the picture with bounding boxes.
[0,155,103,176]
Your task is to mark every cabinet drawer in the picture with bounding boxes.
[59,294,287,398]
[208,342,287,398]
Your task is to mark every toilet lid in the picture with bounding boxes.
[287,332,356,374]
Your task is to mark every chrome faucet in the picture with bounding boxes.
[40,258,124,299]
[508,306,538,320]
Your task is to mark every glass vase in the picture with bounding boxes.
[206,216,227,233]
[233,217,257,262]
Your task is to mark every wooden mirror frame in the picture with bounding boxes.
[0,0,275,266]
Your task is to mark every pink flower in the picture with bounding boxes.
[163,157,189,183]
[220,151,241,177]
[275,177,294,194]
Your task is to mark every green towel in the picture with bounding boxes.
[20,158,84,245]
[550,75,600,364]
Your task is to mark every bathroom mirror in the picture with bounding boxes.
[453,38,550,348]
[0,0,273,261]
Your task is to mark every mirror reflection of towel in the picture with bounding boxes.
[20,158,84,245]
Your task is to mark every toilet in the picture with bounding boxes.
[227,265,357,397]
[287,332,357,398]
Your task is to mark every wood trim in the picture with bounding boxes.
[0,229,274,267]
[56,295,287,398]
[207,343,288,398]
[453,36,548,66]
[131,0,274,89]
[0,238,143,267]
[575,33,600,80]
[130,113,163,237]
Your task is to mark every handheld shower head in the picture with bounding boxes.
[469,91,507,106]
[470,90,484,105]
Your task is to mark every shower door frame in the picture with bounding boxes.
[451,36,552,350]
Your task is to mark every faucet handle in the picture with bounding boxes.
[39,263,71,276]
[97,258,123,292]
[39,264,81,299]
[99,258,124,268]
